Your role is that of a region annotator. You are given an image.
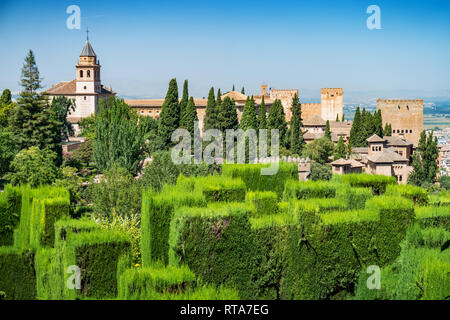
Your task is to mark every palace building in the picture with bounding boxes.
[45,39,115,133]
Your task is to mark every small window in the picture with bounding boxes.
[84,96,87,100]
[87,70,91,78]
[398,105,400,110]
[80,70,83,78]
[84,86,87,90]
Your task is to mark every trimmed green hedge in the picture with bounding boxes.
[335,174,397,195]
[118,264,196,299]
[169,203,258,299]
[246,191,278,216]
[336,186,373,210]
[54,217,101,247]
[62,229,131,299]
[188,175,247,202]
[283,180,338,200]
[0,185,22,246]
[415,206,450,230]
[141,186,206,267]
[222,162,298,198]
[0,246,36,300]
[385,184,429,206]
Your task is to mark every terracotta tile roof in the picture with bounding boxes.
[126,98,208,108]
[331,158,350,166]
[303,114,326,126]
[367,134,385,143]
[330,121,353,128]
[384,135,413,147]
[45,79,77,95]
[221,91,248,102]
[303,131,324,140]
[367,148,405,163]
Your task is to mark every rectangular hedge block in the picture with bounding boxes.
[283,180,338,200]
[222,162,298,199]
[246,191,278,216]
[141,187,207,267]
[0,247,36,300]
[169,203,257,299]
[0,185,22,246]
[63,229,131,299]
[334,173,397,195]
[385,184,429,206]
[118,264,196,299]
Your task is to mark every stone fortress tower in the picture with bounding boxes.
[268,87,299,122]
[376,99,423,146]
[320,88,343,122]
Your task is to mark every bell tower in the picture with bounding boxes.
[76,31,101,94]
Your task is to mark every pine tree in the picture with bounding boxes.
[334,136,347,159]
[240,96,258,130]
[241,87,245,94]
[349,106,362,147]
[183,97,199,138]
[179,80,189,127]
[203,87,217,131]
[289,93,304,155]
[324,120,332,140]
[374,110,383,137]
[0,89,12,106]
[258,96,267,130]
[217,97,239,132]
[383,123,392,136]
[158,78,180,148]
[21,50,42,93]
[267,99,287,147]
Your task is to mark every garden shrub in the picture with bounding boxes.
[118,264,196,299]
[222,162,298,198]
[54,217,101,248]
[141,186,206,267]
[385,184,429,206]
[0,246,36,300]
[335,174,396,195]
[280,196,414,299]
[336,186,372,210]
[0,185,22,246]
[428,191,450,206]
[415,206,450,230]
[35,247,64,300]
[169,203,258,299]
[194,175,247,202]
[283,180,338,200]
[15,186,69,249]
[62,229,131,299]
[246,191,278,216]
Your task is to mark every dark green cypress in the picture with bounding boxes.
[374,110,383,137]
[349,106,362,147]
[179,80,189,127]
[240,96,258,130]
[258,96,267,130]
[183,97,199,138]
[290,93,304,155]
[241,87,245,94]
[267,99,287,147]
[324,120,332,140]
[217,97,239,132]
[334,136,347,160]
[204,87,217,131]
[383,123,392,136]
[158,78,180,148]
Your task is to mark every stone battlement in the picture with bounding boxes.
[376,99,424,104]
[321,88,343,95]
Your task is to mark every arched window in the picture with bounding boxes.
[80,70,83,78]
[87,70,91,78]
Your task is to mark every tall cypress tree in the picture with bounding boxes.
[183,97,199,138]
[336,114,340,122]
[362,109,375,145]
[342,114,345,122]
[383,123,392,136]
[232,84,235,91]
[374,110,383,137]
[324,120,332,140]
[216,88,222,106]
[267,99,287,147]
[240,96,258,130]
[349,106,362,147]
[204,87,217,131]
[258,96,267,130]
[290,94,304,155]
[179,80,189,127]
[409,131,439,186]
[241,87,245,95]
[158,78,179,148]
[217,97,239,132]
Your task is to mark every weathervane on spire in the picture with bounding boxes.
[86,27,89,41]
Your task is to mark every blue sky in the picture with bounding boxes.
[0,0,449,100]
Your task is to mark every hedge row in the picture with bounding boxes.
[222,162,298,198]
[283,180,338,200]
[334,174,397,195]
[385,184,429,206]
[354,225,450,300]
[415,206,450,230]
[0,185,22,246]
[246,191,278,216]
[141,185,207,267]
[0,246,36,300]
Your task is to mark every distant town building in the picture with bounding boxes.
[331,134,414,184]
[45,39,115,134]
